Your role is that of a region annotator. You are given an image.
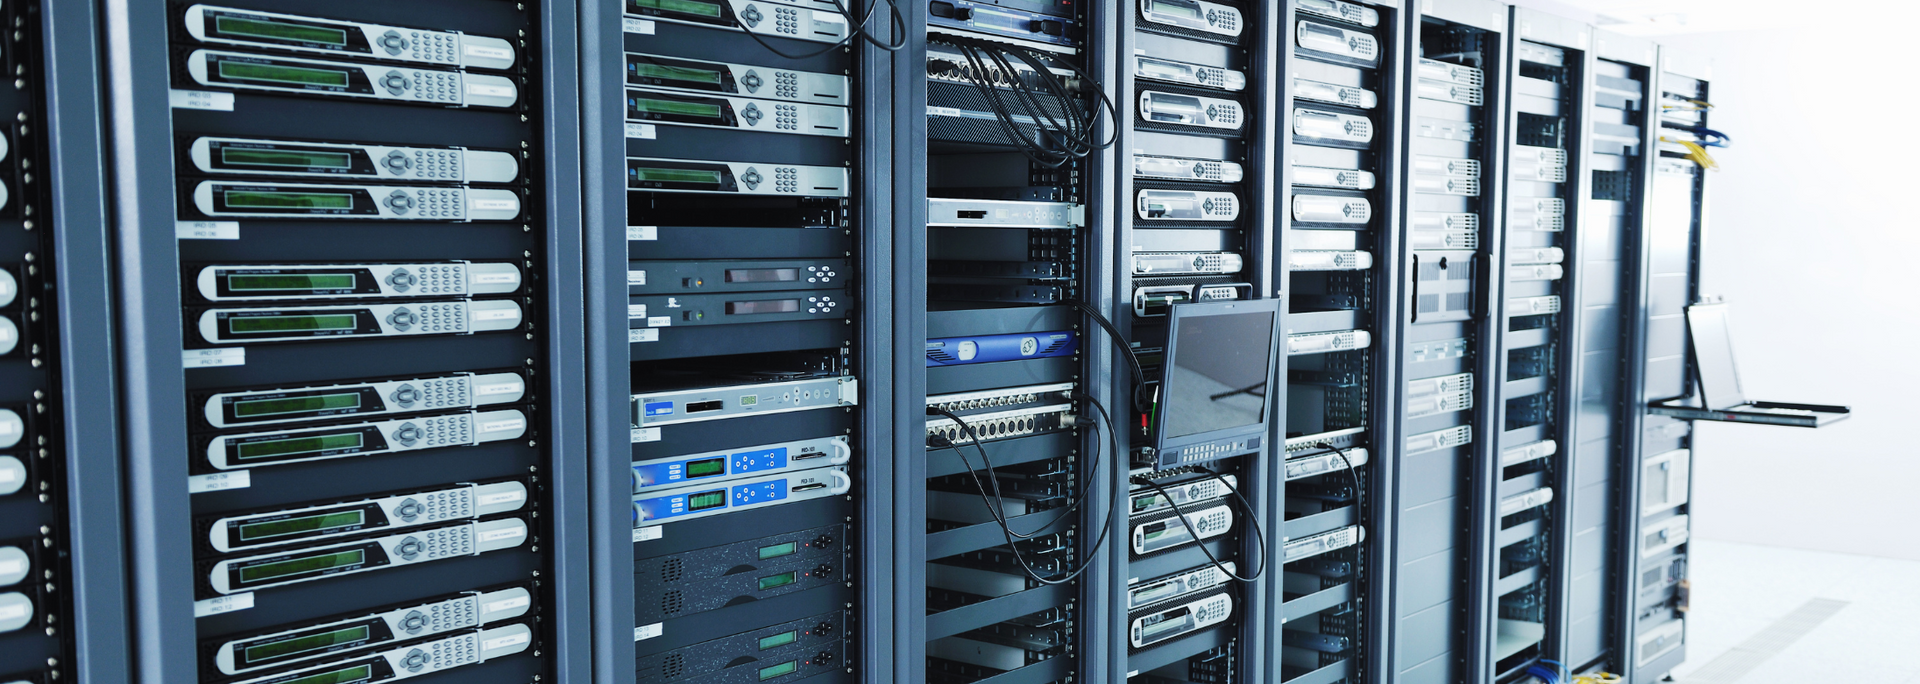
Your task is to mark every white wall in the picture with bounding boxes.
[1636,11,1920,560]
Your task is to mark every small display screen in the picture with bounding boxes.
[1161,309,1275,439]
[633,167,724,185]
[214,15,350,46]
[239,549,365,584]
[727,299,801,315]
[221,147,355,170]
[224,190,356,209]
[633,0,726,18]
[235,432,365,462]
[1302,22,1347,41]
[632,97,725,119]
[282,664,374,684]
[633,62,724,85]
[1141,523,1176,542]
[227,273,359,292]
[758,661,799,681]
[758,542,797,560]
[233,392,362,418]
[758,571,798,590]
[725,268,799,283]
[1132,493,1167,513]
[1149,0,1202,19]
[685,458,726,479]
[758,630,798,650]
[228,314,361,334]
[242,625,371,663]
[218,60,351,87]
[1137,58,1194,80]
[687,490,727,511]
[237,510,366,542]
[1140,610,1192,639]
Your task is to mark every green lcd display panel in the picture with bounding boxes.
[223,190,357,209]
[235,432,365,462]
[221,147,355,170]
[214,15,351,46]
[632,167,725,185]
[229,314,361,335]
[237,510,366,542]
[758,542,797,560]
[242,624,372,664]
[228,273,359,292]
[685,458,726,479]
[1132,493,1167,513]
[687,490,727,511]
[218,60,352,87]
[632,97,725,119]
[1149,0,1202,18]
[232,393,362,418]
[757,630,798,650]
[239,549,366,584]
[282,664,375,684]
[632,0,725,18]
[758,571,798,591]
[634,63,723,85]
[758,661,798,681]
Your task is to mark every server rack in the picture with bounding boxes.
[1484,8,1586,681]
[1560,27,1657,677]
[102,1,595,682]
[1276,1,1406,683]
[1614,47,1712,684]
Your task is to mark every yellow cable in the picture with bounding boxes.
[1573,673,1622,684]
[1660,136,1719,170]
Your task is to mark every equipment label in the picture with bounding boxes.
[478,490,524,506]
[634,526,663,542]
[634,622,663,641]
[177,221,239,240]
[927,106,964,117]
[467,83,515,98]
[481,417,525,433]
[483,632,531,650]
[628,226,658,241]
[170,89,234,111]
[628,304,647,319]
[189,471,251,494]
[472,198,518,211]
[194,593,254,618]
[484,595,531,613]
[622,17,657,34]
[625,123,657,139]
[627,270,647,285]
[184,348,246,369]
[631,427,661,443]
[478,526,525,543]
[629,329,659,343]
[646,317,671,328]
[465,45,514,60]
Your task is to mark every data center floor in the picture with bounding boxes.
[1669,539,1920,684]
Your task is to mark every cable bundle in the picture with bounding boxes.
[931,34,1117,167]
[737,0,907,59]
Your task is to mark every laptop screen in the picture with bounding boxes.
[1686,303,1746,411]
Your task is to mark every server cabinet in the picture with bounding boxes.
[104,1,592,682]
[1485,8,1586,681]
[1386,0,1506,682]
[1616,48,1711,684]
[1276,0,1406,683]
[1561,28,1656,675]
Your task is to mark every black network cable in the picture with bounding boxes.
[934,35,1118,167]
[1126,464,1268,583]
[922,389,1120,585]
[1063,299,1153,414]
[735,0,907,61]
[1312,441,1365,533]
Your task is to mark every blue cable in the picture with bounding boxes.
[1689,126,1730,147]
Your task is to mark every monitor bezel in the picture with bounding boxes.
[1151,297,1282,462]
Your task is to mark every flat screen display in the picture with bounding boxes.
[1160,309,1274,439]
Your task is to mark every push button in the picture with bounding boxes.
[380,31,408,55]
[386,190,414,215]
[400,610,429,633]
[381,71,410,95]
[393,422,422,446]
[395,537,425,561]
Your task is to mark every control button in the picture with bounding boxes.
[394,497,424,522]
[816,651,835,666]
[380,31,407,55]
[0,546,27,587]
[741,167,763,190]
[393,422,422,447]
[381,70,410,95]
[812,564,833,579]
[395,537,425,561]
[384,150,414,175]
[400,648,430,672]
[0,409,21,449]
[813,534,834,548]
[388,307,418,331]
[0,317,16,356]
[387,268,416,292]
[0,456,24,497]
[742,5,763,26]
[400,609,429,634]
[814,621,834,637]
[742,103,762,125]
[0,269,15,307]
[386,190,414,215]
[742,71,763,92]
[391,384,420,407]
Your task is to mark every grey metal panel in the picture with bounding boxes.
[1394,499,1457,589]
[1399,447,1465,508]
[44,1,134,679]
[537,3,594,681]
[1572,438,1612,488]
[1512,7,1587,49]
[1425,0,1509,32]
[580,0,635,678]
[1396,603,1457,667]
[1571,522,1607,573]
[102,0,198,680]
[1396,552,1458,617]
[1567,613,1605,665]
[1400,652,1455,684]
[858,6,904,684]
[1592,31,1656,68]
